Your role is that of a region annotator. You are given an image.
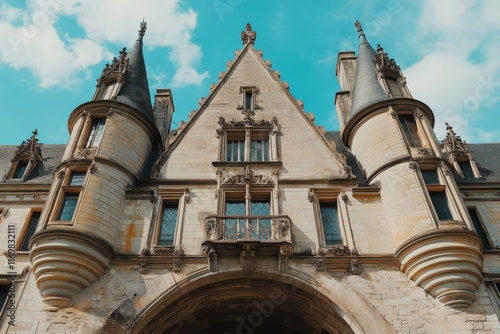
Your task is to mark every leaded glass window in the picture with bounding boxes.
[429,192,453,220]
[227,140,245,162]
[250,139,269,162]
[422,170,439,184]
[158,203,178,245]
[459,161,475,179]
[69,172,86,186]
[320,203,342,245]
[58,194,79,221]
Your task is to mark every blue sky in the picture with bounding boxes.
[0,0,499,145]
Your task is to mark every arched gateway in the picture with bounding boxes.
[100,268,394,334]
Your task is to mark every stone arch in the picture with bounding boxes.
[101,268,395,334]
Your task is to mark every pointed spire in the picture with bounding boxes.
[349,20,389,119]
[115,20,154,120]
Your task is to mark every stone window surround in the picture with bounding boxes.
[48,167,88,226]
[216,117,280,165]
[151,189,189,251]
[308,188,353,251]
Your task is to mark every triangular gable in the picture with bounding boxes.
[152,31,352,180]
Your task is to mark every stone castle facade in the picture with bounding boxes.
[1,21,500,333]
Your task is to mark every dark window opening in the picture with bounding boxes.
[468,208,492,250]
[158,203,178,246]
[320,203,342,245]
[399,115,422,147]
[19,212,40,251]
[85,118,106,148]
[429,192,453,220]
[12,162,28,179]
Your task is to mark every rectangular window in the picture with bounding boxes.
[19,211,40,251]
[399,114,422,147]
[158,202,179,246]
[69,172,86,186]
[227,140,245,162]
[423,169,453,221]
[387,78,403,97]
[429,192,453,220]
[85,118,106,148]
[459,161,475,179]
[245,91,253,110]
[468,208,492,250]
[12,162,28,179]
[320,202,342,245]
[250,139,269,162]
[58,194,79,221]
[224,193,271,240]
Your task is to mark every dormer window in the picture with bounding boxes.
[4,130,43,182]
[99,81,118,100]
[398,114,422,148]
[12,162,28,179]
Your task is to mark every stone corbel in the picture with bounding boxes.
[349,259,361,275]
[279,245,291,274]
[202,244,218,273]
[138,260,150,274]
[240,244,256,270]
[173,249,183,272]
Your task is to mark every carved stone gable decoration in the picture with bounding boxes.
[442,122,472,159]
[217,116,275,131]
[241,22,256,44]
[97,47,129,86]
[220,166,274,185]
[374,44,400,79]
[7,129,43,181]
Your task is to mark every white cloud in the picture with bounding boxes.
[404,0,500,142]
[0,0,207,88]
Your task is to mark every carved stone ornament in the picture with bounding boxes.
[151,245,175,256]
[375,44,400,78]
[220,166,273,185]
[240,244,257,270]
[218,117,273,129]
[202,244,218,273]
[271,219,290,240]
[409,162,418,171]
[138,260,150,274]
[441,122,475,165]
[89,162,98,174]
[173,249,183,272]
[96,47,129,87]
[279,245,291,274]
[241,22,257,44]
[349,259,361,275]
[318,246,353,257]
[205,218,224,240]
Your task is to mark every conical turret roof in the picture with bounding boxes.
[115,20,154,121]
[349,21,388,119]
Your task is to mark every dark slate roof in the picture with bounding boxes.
[457,143,500,184]
[325,131,367,184]
[349,32,388,119]
[115,36,154,121]
[0,144,65,184]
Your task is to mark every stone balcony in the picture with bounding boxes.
[202,215,292,272]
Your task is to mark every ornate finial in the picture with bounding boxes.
[442,122,472,156]
[138,19,147,40]
[374,43,400,76]
[32,129,38,136]
[241,22,257,44]
[354,20,363,33]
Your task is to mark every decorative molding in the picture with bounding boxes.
[151,245,176,256]
[10,129,44,181]
[220,166,273,185]
[138,260,150,274]
[89,162,98,174]
[279,245,291,274]
[409,161,418,171]
[240,243,257,270]
[96,47,129,87]
[318,246,354,257]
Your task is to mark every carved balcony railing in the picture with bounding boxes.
[204,215,292,243]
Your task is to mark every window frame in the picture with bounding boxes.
[152,189,189,249]
[398,113,422,148]
[17,210,41,252]
[0,284,11,321]
[84,118,106,149]
[157,201,180,246]
[51,169,87,224]
[223,128,272,163]
[319,201,343,246]
[239,86,258,111]
[309,189,347,248]
[421,167,454,222]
